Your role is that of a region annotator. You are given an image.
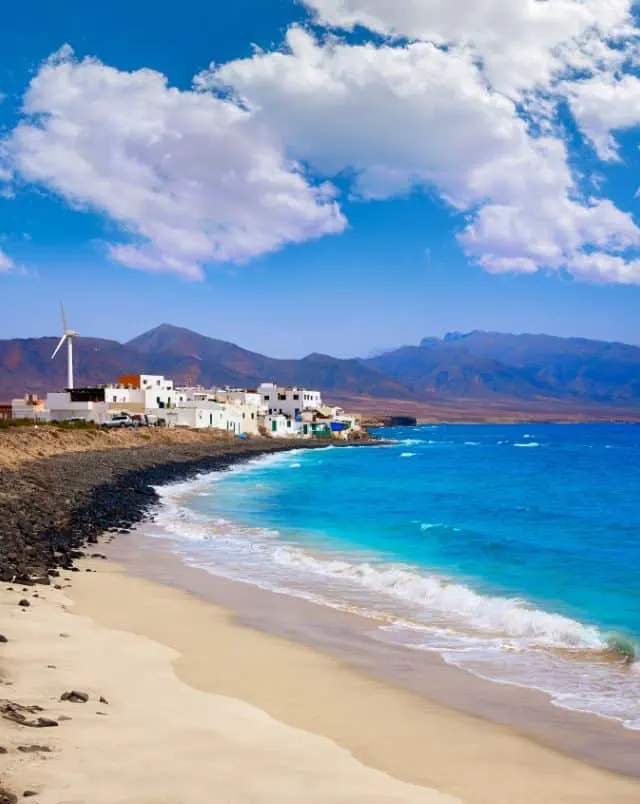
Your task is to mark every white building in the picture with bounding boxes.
[258,383,323,418]
[174,386,262,435]
[263,414,291,438]
[107,374,176,412]
[212,388,265,411]
[11,395,50,422]
[166,401,243,433]
[45,391,108,423]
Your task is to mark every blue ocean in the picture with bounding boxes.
[151,424,640,729]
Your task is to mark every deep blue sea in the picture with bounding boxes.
[150,424,640,729]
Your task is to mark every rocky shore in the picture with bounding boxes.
[0,429,360,585]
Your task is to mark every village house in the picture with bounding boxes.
[258,383,323,418]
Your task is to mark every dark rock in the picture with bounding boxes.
[18,600,30,608]
[0,635,7,643]
[33,718,58,728]
[23,792,37,798]
[0,787,17,804]
[47,665,56,669]
[0,439,335,588]
[57,715,72,722]
[17,745,51,753]
[98,696,108,705]
[60,690,88,703]
[53,585,62,590]
[0,746,7,754]
[0,700,57,728]
[59,633,69,639]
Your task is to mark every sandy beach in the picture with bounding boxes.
[1,558,639,804]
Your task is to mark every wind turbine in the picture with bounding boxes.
[51,304,78,390]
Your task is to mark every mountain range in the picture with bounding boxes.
[2,324,640,421]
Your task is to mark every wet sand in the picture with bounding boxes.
[88,532,640,800]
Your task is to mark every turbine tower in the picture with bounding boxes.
[51,304,78,390]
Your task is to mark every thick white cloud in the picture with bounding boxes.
[5,47,346,279]
[301,0,635,96]
[569,74,640,160]
[5,2,640,285]
[0,248,14,273]
[204,28,640,283]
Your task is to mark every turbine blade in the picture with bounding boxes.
[60,302,67,333]
[51,334,67,360]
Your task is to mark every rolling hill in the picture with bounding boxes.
[2,324,640,420]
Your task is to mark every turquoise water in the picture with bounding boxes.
[150,425,640,729]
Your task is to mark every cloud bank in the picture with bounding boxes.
[3,0,640,282]
[4,47,345,280]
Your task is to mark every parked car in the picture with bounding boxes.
[130,414,150,427]
[101,413,133,429]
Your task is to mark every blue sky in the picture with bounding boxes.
[1,0,640,357]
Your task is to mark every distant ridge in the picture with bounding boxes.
[2,324,640,420]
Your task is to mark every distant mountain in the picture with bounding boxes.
[0,337,143,399]
[2,324,640,419]
[413,331,640,404]
[0,324,411,402]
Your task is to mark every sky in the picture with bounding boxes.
[1,0,640,358]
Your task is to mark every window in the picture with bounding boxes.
[156,380,161,386]
[287,420,291,427]
[112,395,117,403]
[278,393,286,401]
[264,395,270,401]
[293,394,299,401]
[251,413,255,419]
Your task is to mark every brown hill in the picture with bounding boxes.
[2,324,640,420]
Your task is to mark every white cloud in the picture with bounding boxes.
[570,252,640,284]
[569,73,640,160]
[5,2,640,286]
[5,47,346,279]
[0,248,14,273]
[300,0,635,96]
[204,27,640,283]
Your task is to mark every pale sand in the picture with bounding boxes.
[1,564,638,804]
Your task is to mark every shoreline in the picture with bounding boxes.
[2,558,639,803]
[108,530,640,780]
[0,429,377,583]
[2,430,639,800]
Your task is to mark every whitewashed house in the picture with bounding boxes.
[11,395,50,422]
[258,383,323,418]
[166,401,243,433]
[111,374,176,412]
[44,391,108,423]
[174,386,261,436]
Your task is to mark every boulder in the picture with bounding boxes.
[60,690,88,704]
